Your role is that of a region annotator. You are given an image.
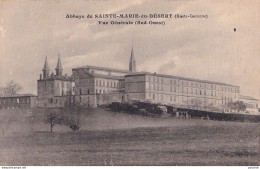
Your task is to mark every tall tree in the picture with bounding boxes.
[3,80,23,96]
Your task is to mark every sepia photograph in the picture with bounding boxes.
[0,0,259,167]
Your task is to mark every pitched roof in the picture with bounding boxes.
[73,65,130,74]
[125,71,239,87]
[73,69,124,80]
[73,69,94,79]
[94,74,125,80]
[42,56,50,71]
[0,94,36,98]
[239,95,259,101]
[55,55,63,70]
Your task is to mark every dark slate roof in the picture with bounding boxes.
[73,65,130,74]
[73,69,94,79]
[94,74,125,80]
[73,69,124,80]
[239,95,259,101]
[125,72,239,87]
[0,94,36,98]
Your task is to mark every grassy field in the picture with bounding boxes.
[0,108,259,166]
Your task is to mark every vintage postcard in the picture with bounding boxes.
[0,0,259,167]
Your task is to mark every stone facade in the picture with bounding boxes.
[238,95,259,115]
[124,72,240,110]
[37,56,75,108]
[72,66,126,107]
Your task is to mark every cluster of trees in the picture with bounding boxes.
[182,98,220,112]
[0,80,23,96]
[45,103,81,132]
[182,98,247,113]
[109,101,166,117]
[226,101,246,113]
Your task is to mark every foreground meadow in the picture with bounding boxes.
[0,108,259,165]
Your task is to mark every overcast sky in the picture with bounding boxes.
[0,0,259,102]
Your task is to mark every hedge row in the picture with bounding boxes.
[109,102,163,116]
[108,102,260,123]
[177,108,260,123]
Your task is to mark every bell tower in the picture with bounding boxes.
[129,46,136,72]
[55,54,63,77]
[42,56,50,79]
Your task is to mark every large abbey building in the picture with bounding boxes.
[36,48,259,114]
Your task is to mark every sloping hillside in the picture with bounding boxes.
[0,107,250,135]
[0,108,259,165]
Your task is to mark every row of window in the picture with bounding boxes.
[1,106,29,110]
[79,88,89,95]
[148,83,237,93]
[79,88,116,95]
[53,81,71,88]
[148,84,218,96]
[0,98,30,104]
[245,103,258,109]
[147,93,218,105]
[95,88,115,94]
[95,79,124,88]
[221,97,233,105]
[61,89,74,96]
[147,76,239,92]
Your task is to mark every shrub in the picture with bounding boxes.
[45,106,81,132]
